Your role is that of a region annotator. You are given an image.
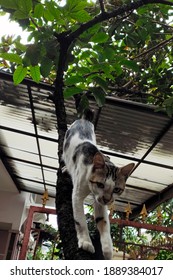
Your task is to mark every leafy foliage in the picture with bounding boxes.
[0,0,173,115]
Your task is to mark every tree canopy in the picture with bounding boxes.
[0,0,173,115]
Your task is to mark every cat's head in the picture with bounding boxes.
[89,152,135,206]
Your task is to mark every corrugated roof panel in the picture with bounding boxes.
[0,106,35,133]
[21,185,56,197]
[0,80,29,107]
[0,130,38,155]
[32,90,58,133]
[120,187,156,205]
[132,163,173,186]
[39,139,58,168]
[0,73,173,214]
[10,160,43,182]
[31,86,55,112]
[0,81,33,126]
[43,167,57,185]
[107,154,137,168]
[127,177,166,192]
[1,146,40,164]
[19,179,44,190]
[35,112,58,137]
[96,103,169,158]
[145,126,173,167]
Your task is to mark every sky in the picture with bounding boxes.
[0,0,67,42]
[0,14,29,43]
[0,0,97,42]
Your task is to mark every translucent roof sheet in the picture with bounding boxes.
[0,71,173,217]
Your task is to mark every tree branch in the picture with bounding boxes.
[98,0,105,13]
[68,0,173,42]
[53,42,68,162]
[30,17,42,32]
[134,35,173,60]
[108,86,164,102]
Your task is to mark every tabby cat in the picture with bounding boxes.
[62,112,134,259]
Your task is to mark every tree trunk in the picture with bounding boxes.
[53,37,94,259]
[53,75,101,259]
[56,169,94,259]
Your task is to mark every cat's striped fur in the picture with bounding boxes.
[63,112,134,259]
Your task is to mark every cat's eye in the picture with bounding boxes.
[96,182,104,189]
[89,180,104,188]
[113,188,122,194]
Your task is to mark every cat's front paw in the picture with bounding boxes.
[102,238,113,259]
[78,240,95,254]
[103,246,113,260]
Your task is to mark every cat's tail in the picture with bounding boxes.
[82,107,94,122]
[75,94,94,122]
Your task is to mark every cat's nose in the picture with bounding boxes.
[103,197,110,204]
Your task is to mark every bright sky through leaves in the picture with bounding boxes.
[0,14,29,43]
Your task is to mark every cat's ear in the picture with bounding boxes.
[120,163,135,177]
[93,152,105,169]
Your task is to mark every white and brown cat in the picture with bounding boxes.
[63,111,134,259]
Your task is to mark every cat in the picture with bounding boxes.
[62,111,135,259]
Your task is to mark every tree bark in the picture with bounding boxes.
[56,169,94,259]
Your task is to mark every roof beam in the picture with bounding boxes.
[131,118,173,174]
[131,183,173,219]
[0,125,58,142]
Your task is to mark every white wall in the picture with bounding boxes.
[0,191,30,231]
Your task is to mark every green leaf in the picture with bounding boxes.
[163,97,173,117]
[64,86,83,99]
[112,63,123,76]
[45,2,61,20]
[104,47,115,61]
[19,0,32,14]
[71,10,91,23]
[89,87,106,107]
[24,43,44,66]
[13,10,28,19]
[30,65,41,83]
[13,65,27,85]
[87,23,101,36]
[137,6,149,15]
[45,39,59,60]
[43,9,54,22]
[91,32,109,43]
[78,66,90,75]
[14,41,27,52]
[0,52,22,64]
[13,0,32,19]
[0,0,18,9]
[67,0,87,13]
[65,75,84,86]
[121,59,139,72]
[34,3,44,18]
[92,77,108,91]
[40,57,53,78]
[80,50,93,60]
